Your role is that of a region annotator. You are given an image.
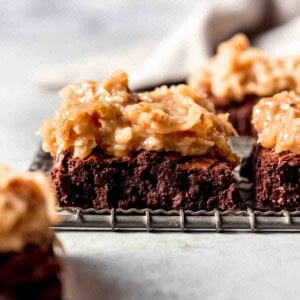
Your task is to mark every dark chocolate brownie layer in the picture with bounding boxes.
[195,85,257,136]
[51,150,241,211]
[212,95,258,136]
[254,145,300,211]
[0,241,62,300]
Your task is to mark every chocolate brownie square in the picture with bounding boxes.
[41,70,240,212]
[188,34,300,136]
[0,165,63,299]
[254,145,300,211]
[0,242,62,300]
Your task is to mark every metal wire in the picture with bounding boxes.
[31,144,300,233]
[52,208,300,232]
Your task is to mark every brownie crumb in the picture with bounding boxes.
[254,145,300,211]
[0,242,62,300]
[51,150,241,211]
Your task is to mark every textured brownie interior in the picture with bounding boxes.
[0,242,62,300]
[254,145,300,211]
[51,150,241,211]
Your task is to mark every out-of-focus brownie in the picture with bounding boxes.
[188,34,300,136]
[252,91,300,211]
[52,150,241,211]
[205,90,258,136]
[0,242,61,300]
[0,165,62,300]
[41,70,241,211]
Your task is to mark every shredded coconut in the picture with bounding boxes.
[41,70,239,165]
[0,165,58,252]
[188,34,300,104]
[252,91,300,154]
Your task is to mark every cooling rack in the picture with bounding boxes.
[30,138,300,232]
[53,207,300,232]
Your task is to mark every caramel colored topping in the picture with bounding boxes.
[0,165,58,252]
[252,91,300,154]
[188,34,300,104]
[40,70,239,165]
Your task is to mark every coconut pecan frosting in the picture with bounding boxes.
[41,70,239,165]
[0,165,58,252]
[188,34,300,105]
[252,91,300,154]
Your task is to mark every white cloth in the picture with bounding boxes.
[33,0,300,90]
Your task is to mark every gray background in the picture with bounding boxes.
[0,1,299,299]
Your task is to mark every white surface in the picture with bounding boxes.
[60,232,300,300]
[0,2,300,300]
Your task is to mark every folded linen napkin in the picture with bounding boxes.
[33,0,300,90]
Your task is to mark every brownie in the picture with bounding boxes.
[254,145,300,211]
[204,89,258,136]
[0,241,62,300]
[51,150,241,211]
